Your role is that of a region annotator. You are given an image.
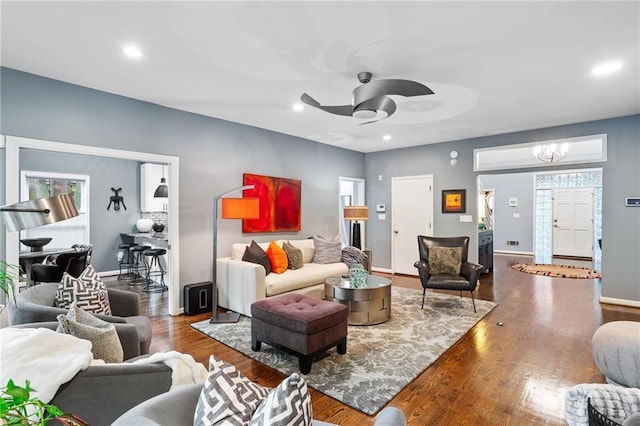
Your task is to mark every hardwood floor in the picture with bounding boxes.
[108,254,640,425]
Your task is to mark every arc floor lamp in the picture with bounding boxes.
[0,193,79,233]
[210,185,259,323]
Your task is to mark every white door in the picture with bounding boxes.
[553,187,594,258]
[392,175,433,275]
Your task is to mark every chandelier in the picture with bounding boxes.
[533,143,569,163]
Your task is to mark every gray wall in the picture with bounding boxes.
[366,115,640,303]
[1,68,365,306]
[480,173,534,253]
[20,150,142,272]
[2,67,638,304]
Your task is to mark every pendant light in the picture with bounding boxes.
[153,167,168,198]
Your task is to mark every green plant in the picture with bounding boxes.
[0,379,87,425]
[0,260,20,308]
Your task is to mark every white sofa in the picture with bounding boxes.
[216,239,348,317]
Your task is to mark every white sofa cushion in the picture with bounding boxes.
[265,262,348,297]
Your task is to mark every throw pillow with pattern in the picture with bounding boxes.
[249,373,313,426]
[194,355,271,426]
[266,241,288,274]
[428,246,463,275]
[242,240,272,275]
[56,302,124,363]
[283,241,304,270]
[341,246,368,269]
[312,235,342,264]
[55,265,111,315]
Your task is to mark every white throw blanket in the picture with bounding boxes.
[131,350,208,388]
[0,327,93,403]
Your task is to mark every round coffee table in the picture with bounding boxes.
[324,274,392,325]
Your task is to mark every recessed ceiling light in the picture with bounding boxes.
[382,134,392,141]
[123,45,144,59]
[592,61,622,76]
[292,103,304,112]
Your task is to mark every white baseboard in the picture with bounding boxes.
[494,250,534,256]
[599,297,640,309]
[371,267,393,274]
[99,270,120,277]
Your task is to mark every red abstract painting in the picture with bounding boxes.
[242,173,301,233]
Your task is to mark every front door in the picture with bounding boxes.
[553,187,594,258]
[392,175,433,275]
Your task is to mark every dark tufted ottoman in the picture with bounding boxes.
[251,293,348,374]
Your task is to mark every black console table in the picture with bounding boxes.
[478,230,493,273]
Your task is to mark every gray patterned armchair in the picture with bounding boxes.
[8,282,152,356]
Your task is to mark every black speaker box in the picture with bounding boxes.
[184,281,213,315]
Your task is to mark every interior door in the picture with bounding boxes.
[553,187,594,258]
[392,175,433,275]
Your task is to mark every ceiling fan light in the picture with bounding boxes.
[353,109,377,119]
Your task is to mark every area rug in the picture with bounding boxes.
[191,286,496,415]
[512,263,601,279]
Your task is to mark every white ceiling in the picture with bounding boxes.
[1,1,638,153]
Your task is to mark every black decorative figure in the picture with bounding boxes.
[107,187,127,211]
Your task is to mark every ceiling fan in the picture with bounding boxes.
[301,72,434,124]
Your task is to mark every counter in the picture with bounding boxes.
[125,233,168,244]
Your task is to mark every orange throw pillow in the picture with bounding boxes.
[266,241,288,274]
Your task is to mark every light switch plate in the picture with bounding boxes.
[378,213,386,220]
[459,215,473,223]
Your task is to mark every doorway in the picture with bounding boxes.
[339,177,365,248]
[2,135,182,316]
[391,175,433,275]
[534,169,602,268]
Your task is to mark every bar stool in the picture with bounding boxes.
[129,245,151,284]
[118,242,137,280]
[118,233,136,280]
[143,248,168,292]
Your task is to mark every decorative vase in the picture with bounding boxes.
[152,222,165,233]
[136,218,153,233]
[349,263,368,288]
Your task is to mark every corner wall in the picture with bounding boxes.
[0,67,365,307]
[366,114,640,303]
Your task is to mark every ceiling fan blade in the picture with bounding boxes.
[300,93,353,117]
[353,79,434,106]
[355,96,397,125]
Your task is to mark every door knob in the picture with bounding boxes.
[394,230,399,235]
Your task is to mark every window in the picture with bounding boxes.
[20,171,90,250]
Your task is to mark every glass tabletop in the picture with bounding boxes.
[325,274,391,289]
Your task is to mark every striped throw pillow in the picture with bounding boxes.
[312,235,342,264]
